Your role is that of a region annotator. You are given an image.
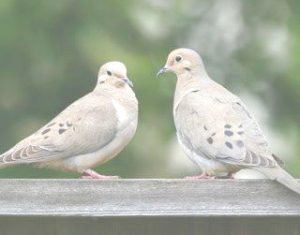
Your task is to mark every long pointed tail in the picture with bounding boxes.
[0,151,15,169]
[0,154,8,169]
[257,167,300,195]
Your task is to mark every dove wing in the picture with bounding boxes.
[175,89,279,168]
[0,93,118,164]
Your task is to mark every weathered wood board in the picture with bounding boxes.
[0,179,299,217]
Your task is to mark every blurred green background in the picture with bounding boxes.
[0,0,299,178]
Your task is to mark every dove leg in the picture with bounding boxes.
[184,172,215,179]
[214,173,234,179]
[227,172,234,179]
[80,169,120,179]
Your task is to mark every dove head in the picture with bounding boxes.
[97,61,133,89]
[157,48,206,77]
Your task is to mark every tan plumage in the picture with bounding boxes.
[158,48,300,194]
[0,61,138,179]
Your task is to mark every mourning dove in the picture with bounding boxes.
[157,48,300,194]
[0,61,138,179]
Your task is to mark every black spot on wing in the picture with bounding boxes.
[207,137,213,144]
[224,124,231,129]
[41,129,51,135]
[58,129,67,135]
[224,130,234,136]
[236,140,244,148]
[225,142,233,149]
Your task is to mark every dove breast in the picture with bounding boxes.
[112,99,131,129]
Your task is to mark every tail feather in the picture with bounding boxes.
[0,153,8,169]
[257,167,300,195]
[0,151,15,169]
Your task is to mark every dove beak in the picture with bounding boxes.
[122,77,134,88]
[156,67,169,77]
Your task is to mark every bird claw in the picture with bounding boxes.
[80,169,120,179]
[184,173,215,179]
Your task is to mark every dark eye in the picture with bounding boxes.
[175,55,182,62]
[107,71,112,76]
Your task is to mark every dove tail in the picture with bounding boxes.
[0,154,7,168]
[0,152,14,169]
[258,167,300,195]
[0,156,8,168]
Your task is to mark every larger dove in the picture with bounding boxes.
[157,48,300,194]
[0,61,138,179]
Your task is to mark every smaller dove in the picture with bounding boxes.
[157,48,300,194]
[0,61,138,179]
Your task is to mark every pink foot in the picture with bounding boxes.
[184,172,215,179]
[80,169,120,179]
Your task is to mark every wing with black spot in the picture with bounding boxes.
[0,93,118,165]
[175,89,277,169]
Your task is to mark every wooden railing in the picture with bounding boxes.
[0,179,299,234]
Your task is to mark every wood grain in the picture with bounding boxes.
[0,179,299,217]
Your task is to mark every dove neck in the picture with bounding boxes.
[175,69,213,93]
[94,85,138,112]
[94,83,133,96]
[174,70,213,110]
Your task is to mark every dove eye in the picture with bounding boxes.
[107,71,112,76]
[175,55,182,62]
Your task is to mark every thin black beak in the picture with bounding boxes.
[122,78,134,88]
[156,67,168,77]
